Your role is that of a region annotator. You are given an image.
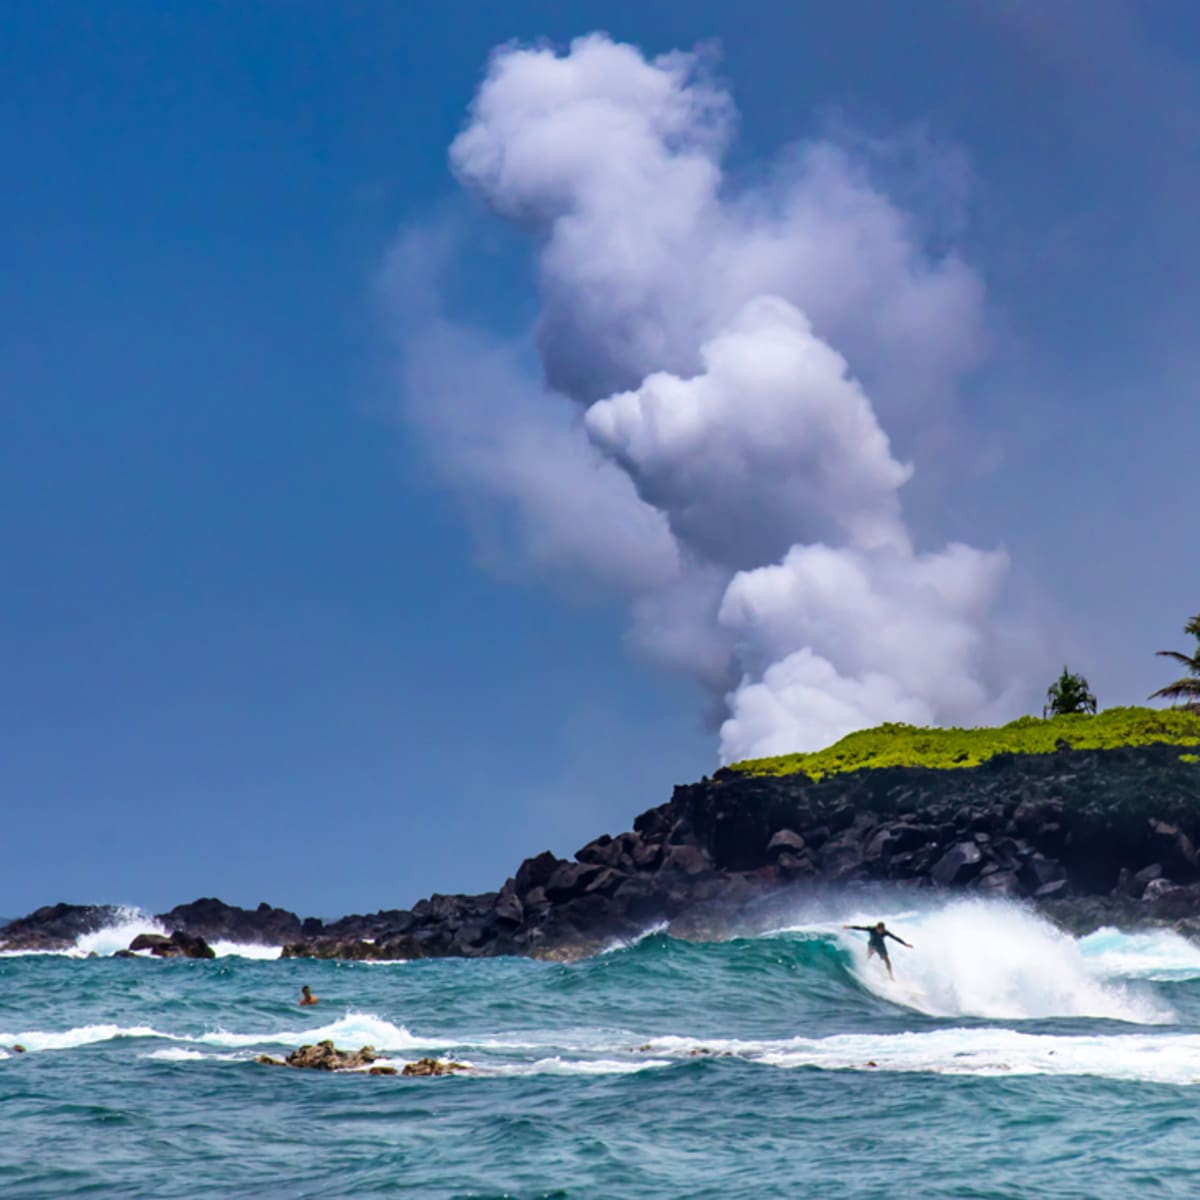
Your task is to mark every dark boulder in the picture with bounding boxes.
[544,862,605,903]
[1146,820,1199,882]
[493,879,523,925]
[931,842,984,888]
[766,829,806,857]
[402,1057,469,1076]
[1018,855,1067,897]
[128,930,215,959]
[515,851,563,896]
[659,844,712,877]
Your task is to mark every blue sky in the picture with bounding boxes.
[2,2,1197,919]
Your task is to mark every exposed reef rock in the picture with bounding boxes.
[401,1057,470,1076]
[5,742,1200,961]
[255,1044,468,1076]
[257,1041,379,1070]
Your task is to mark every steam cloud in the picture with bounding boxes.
[394,33,1022,761]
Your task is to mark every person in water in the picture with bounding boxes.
[299,985,319,1007]
[843,921,912,980]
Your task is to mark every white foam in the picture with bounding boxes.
[142,1047,241,1063]
[633,1028,1200,1085]
[0,1024,167,1052]
[74,908,168,957]
[194,1011,427,1052]
[486,1056,670,1077]
[600,922,669,954]
[825,899,1170,1023]
[207,941,282,960]
[1080,927,1200,982]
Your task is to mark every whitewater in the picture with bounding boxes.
[5,898,1200,1197]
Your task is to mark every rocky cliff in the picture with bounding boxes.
[5,740,1200,959]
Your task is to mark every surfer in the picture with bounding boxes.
[842,921,912,980]
[299,985,319,1007]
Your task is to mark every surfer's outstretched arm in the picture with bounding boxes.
[884,931,912,949]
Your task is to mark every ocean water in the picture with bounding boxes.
[5,897,1200,1198]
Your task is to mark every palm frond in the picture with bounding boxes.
[1156,649,1200,669]
[1151,680,1200,702]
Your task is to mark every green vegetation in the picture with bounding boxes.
[1043,666,1097,717]
[729,706,1200,781]
[1150,613,1200,713]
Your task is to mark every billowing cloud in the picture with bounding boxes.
[391,33,1027,760]
[585,296,912,569]
[451,34,985,421]
[717,541,1012,759]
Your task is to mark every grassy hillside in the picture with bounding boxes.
[728,706,1200,781]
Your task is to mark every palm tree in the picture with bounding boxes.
[1044,666,1097,718]
[1150,613,1200,712]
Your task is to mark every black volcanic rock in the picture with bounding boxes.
[6,742,1200,961]
[0,903,123,951]
[156,898,304,946]
[128,930,216,959]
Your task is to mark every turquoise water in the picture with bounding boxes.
[5,897,1200,1198]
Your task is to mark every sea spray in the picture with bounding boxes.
[777,896,1172,1023]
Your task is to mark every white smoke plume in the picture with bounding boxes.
[393,33,1024,760]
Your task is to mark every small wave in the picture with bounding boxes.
[142,1048,243,1063]
[600,922,670,955]
[194,1011,426,1051]
[206,942,282,960]
[485,1055,671,1077]
[0,1024,168,1053]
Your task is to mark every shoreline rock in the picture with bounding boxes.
[5,743,1199,961]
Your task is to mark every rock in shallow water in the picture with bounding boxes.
[127,930,215,959]
[401,1057,469,1077]
[257,1041,379,1070]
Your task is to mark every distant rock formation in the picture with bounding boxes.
[0,903,125,951]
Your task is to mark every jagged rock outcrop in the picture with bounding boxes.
[277,742,1200,960]
[156,898,317,946]
[0,903,124,951]
[5,743,1200,961]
